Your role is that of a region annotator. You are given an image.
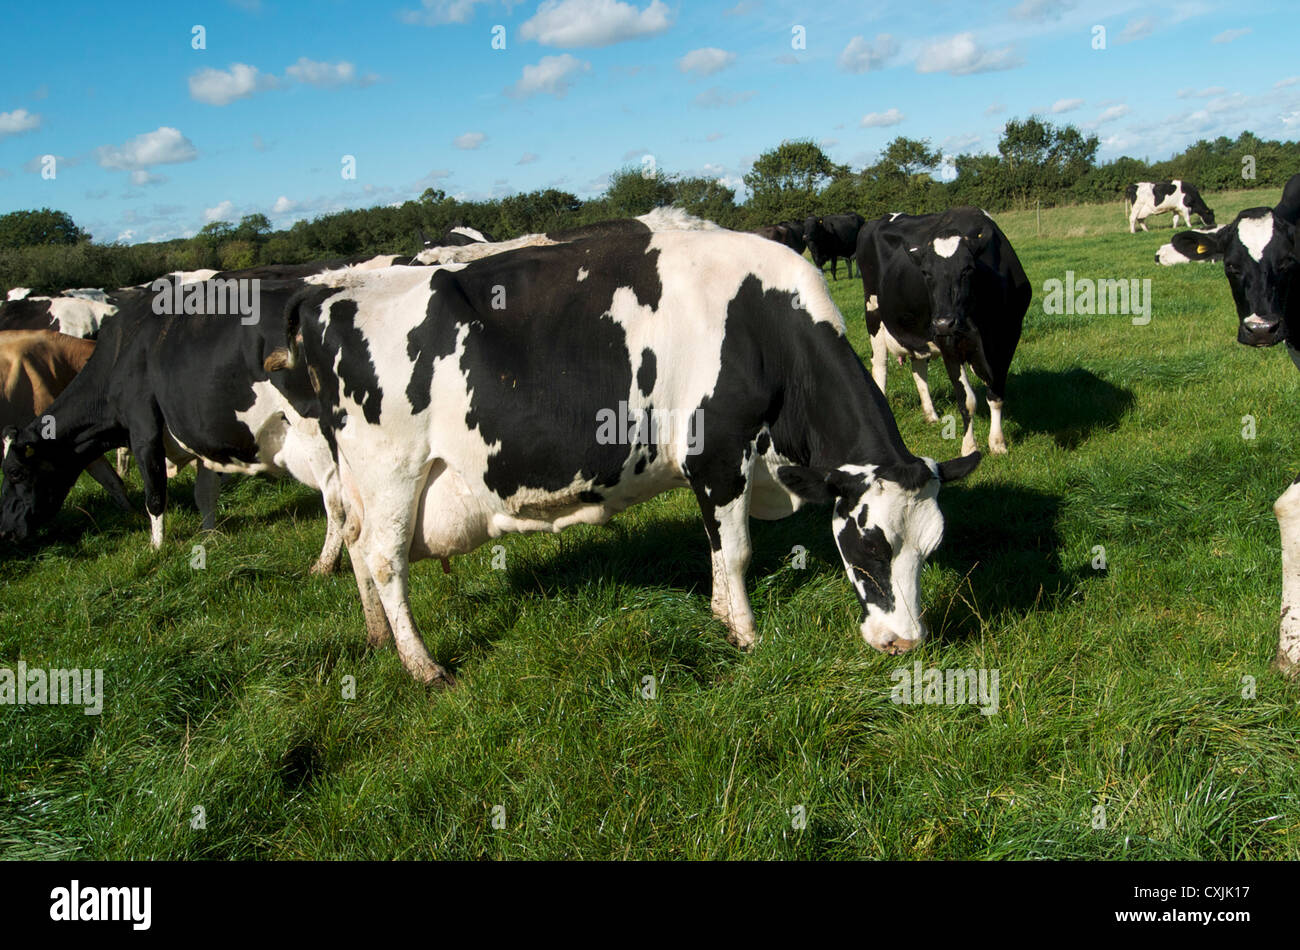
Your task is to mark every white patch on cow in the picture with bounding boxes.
[635,206,720,231]
[149,511,164,549]
[348,254,402,271]
[60,288,110,302]
[450,226,488,243]
[1238,213,1275,263]
[6,288,31,301]
[577,267,589,281]
[1243,314,1273,329]
[932,235,961,258]
[47,297,116,339]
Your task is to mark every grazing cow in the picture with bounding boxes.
[753,222,806,255]
[0,278,345,574]
[1167,189,1300,674]
[804,213,865,280]
[0,330,130,512]
[856,208,1030,456]
[269,230,981,685]
[1126,180,1215,233]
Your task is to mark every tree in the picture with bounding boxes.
[997,117,1098,208]
[233,213,271,243]
[0,209,87,247]
[743,140,846,222]
[605,165,676,216]
[880,137,941,178]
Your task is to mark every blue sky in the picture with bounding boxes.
[1,0,1296,244]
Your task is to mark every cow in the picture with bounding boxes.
[1126,180,1215,233]
[265,229,983,686]
[804,213,865,280]
[0,293,120,338]
[1166,187,1300,674]
[1155,226,1225,265]
[856,208,1030,456]
[753,222,806,255]
[0,330,130,512]
[0,277,346,575]
[419,225,495,250]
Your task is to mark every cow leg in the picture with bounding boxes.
[691,466,757,649]
[943,352,979,457]
[358,523,452,686]
[85,456,132,512]
[129,421,168,550]
[115,447,131,478]
[910,356,940,423]
[194,461,220,531]
[1275,477,1300,676]
[987,395,1008,454]
[869,321,890,393]
[1129,207,1139,234]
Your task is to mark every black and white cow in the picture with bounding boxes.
[0,277,346,574]
[269,230,981,685]
[1161,175,1300,265]
[804,212,865,280]
[1126,180,1215,233]
[1174,191,1300,674]
[856,208,1030,456]
[419,225,494,250]
[0,271,220,339]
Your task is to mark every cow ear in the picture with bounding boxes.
[874,459,936,491]
[777,466,838,504]
[1,426,16,461]
[1171,229,1221,260]
[937,452,982,483]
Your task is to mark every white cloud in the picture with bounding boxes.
[1276,76,1300,89]
[129,170,167,186]
[520,0,672,48]
[1282,111,1300,128]
[507,54,591,98]
[454,131,487,149]
[286,58,377,87]
[678,47,735,77]
[189,63,278,105]
[1177,86,1226,99]
[399,0,492,25]
[96,127,198,171]
[1050,98,1084,113]
[1094,104,1130,124]
[860,107,905,128]
[984,102,1005,116]
[204,200,235,223]
[942,132,982,152]
[1212,28,1250,44]
[272,196,297,214]
[1117,17,1155,44]
[517,152,539,164]
[916,33,1020,75]
[838,34,897,74]
[0,109,41,139]
[694,87,755,108]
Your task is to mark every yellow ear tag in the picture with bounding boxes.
[24,445,35,457]
[1196,244,1208,254]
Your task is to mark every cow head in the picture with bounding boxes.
[0,425,80,543]
[908,230,986,339]
[1179,209,1298,347]
[778,452,982,653]
[1186,191,1216,228]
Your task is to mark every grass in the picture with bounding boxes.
[2,196,1299,859]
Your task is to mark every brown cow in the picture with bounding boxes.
[0,330,131,511]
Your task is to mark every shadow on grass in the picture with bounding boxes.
[1008,368,1135,450]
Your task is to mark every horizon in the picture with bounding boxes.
[1,0,1295,244]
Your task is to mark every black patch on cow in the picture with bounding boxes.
[0,298,57,334]
[545,219,651,243]
[755,430,771,455]
[836,518,895,613]
[320,299,384,424]
[637,348,657,396]
[402,234,665,498]
[1152,182,1177,204]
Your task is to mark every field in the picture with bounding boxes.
[2,189,1298,860]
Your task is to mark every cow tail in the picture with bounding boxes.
[263,287,312,373]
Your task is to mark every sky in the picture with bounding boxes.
[1,0,1296,244]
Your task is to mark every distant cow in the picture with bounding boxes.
[804,213,865,280]
[0,330,130,512]
[1172,181,1300,675]
[856,208,1031,455]
[0,278,345,574]
[1126,180,1215,233]
[754,222,806,255]
[269,229,981,684]
[419,225,494,250]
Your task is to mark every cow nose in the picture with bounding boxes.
[1244,315,1280,333]
[880,636,917,655]
[933,316,957,335]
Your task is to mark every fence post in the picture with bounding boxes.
[1036,199,1041,237]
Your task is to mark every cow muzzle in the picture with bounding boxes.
[1238,314,1285,347]
[862,618,926,655]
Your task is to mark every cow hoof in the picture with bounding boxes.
[726,630,757,651]
[924,413,940,424]
[1276,646,1300,679]
[989,440,1008,455]
[420,664,457,689]
[308,560,337,577]
[366,629,394,649]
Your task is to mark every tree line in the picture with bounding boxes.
[3,121,1296,295]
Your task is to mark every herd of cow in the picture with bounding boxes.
[2,176,1299,686]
